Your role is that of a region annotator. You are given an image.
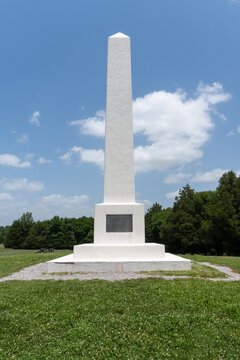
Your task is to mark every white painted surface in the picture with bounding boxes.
[104,32,135,203]
[94,203,145,244]
[47,253,191,273]
[73,243,165,260]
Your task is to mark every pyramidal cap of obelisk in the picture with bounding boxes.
[47,32,191,273]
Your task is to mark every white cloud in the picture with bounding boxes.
[164,172,191,184]
[237,125,240,133]
[31,194,92,220]
[0,193,28,226]
[166,190,180,199]
[70,110,105,137]
[17,134,28,144]
[0,154,31,168]
[227,129,235,136]
[0,192,14,201]
[29,110,40,127]
[0,178,44,192]
[133,82,231,173]
[38,157,53,164]
[25,153,35,160]
[0,192,92,226]
[236,170,240,177]
[67,82,231,173]
[60,146,104,169]
[191,168,229,182]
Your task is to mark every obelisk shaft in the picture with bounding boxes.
[104,33,135,203]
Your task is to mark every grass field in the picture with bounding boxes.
[141,261,227,278]
[1,248,240,359]
[183,254,240,273]
[0,246,71,278]
[0,279,240,359]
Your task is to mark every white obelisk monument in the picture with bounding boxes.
[48,33,191,272]
[94,32,145,246]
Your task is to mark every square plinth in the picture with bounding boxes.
[73,243,165,260]
[47,251,191,273]
[94,203,145,244]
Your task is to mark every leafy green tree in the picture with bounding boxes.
[4,212,34,249]
[162,186,215,254]
[145,203,172,244]
[205,171,240,255]
[0,226,9,244]
[145,203,162,242]
[24,221,49,249]
[72,217,94,245]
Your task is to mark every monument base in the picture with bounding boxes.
[47,243,191,273]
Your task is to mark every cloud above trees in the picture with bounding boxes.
[64,82,231,173]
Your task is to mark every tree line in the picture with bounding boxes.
[145,171,240,255]
[2,214,93,250]
[1,171,240,255]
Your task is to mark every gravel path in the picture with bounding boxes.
[200,262,240,281]
[0,261,240,282]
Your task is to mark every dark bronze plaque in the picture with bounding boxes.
[106,214,133,232]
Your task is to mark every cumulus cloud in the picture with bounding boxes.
[29,110,40,127]
[31,194,92,220]
[60,146,104,169]
[133,82,230,172]
[166,190,180,199]
[38,157,53,164]
[0,154,31,168]
[0,193,28,226]
[191,168,229,182]
[70,110,105,137]
[0,178,44,192]
[0,192,92,226]
[164,172,192,184]
[66,82,231,173]
[17,134,28,144]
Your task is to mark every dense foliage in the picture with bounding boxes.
[0,226,9,244]
[3,213,93,249]
[145,171,240,255]
[2,171,240,253]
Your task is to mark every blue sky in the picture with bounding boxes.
[0,0,240,225]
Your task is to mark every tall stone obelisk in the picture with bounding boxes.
[94,32,145,245]
[104,32,135,204]
[47,32,191,272]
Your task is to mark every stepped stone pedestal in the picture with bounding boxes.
[48,32,191,273]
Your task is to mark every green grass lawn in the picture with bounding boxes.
[0,250,71,278]
[1,249,240,359]
[141,261,227,278]
[182,255,240,274]
[0,279,240,359]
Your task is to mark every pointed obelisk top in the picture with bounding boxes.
[109,32,129,39]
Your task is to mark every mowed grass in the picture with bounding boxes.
[182,255,240,274]
[0,279,240,359]
[0,250,71,278]
[1,250,240,358]
[141,261,227,278]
